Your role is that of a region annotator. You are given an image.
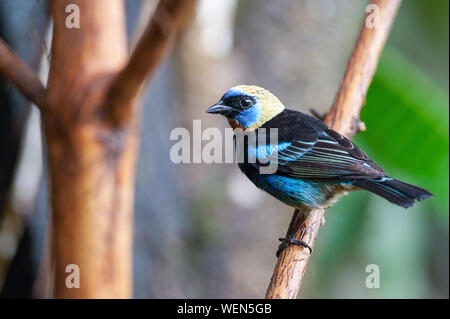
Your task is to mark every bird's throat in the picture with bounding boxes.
[227,118,246,131]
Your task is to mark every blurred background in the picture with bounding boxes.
[0,0,448,298]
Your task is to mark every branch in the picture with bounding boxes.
[104,0,197,127]
[265,0,402,299]
[0,37,47,109]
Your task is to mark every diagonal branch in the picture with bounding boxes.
[0,37,47,109]
[266,0,402,299]
[104,0,197,127]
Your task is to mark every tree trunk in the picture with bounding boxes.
[1,0,196,298]
[45,0,134,298]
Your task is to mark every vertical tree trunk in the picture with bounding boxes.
[45,0,134,298]
[0,0,195,298]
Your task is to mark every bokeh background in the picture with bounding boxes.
[0,0,448,298]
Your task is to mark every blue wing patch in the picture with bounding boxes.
[249,130,384,179]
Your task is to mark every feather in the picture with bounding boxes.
[252,109,385,180]
[210,85,432,209]
[353,177,433,208]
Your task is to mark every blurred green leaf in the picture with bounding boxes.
[355,47,449,217]
[303,191,370,298]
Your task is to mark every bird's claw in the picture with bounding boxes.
[276,237,313,257]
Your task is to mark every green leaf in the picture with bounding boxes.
[355,47,449,218]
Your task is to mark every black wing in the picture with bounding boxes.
[256,109,385,180]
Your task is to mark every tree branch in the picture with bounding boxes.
[265,0,402,299]
[104,0,197,127]
[0,37,47,109]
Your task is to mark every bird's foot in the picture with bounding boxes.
[276,236,313,257]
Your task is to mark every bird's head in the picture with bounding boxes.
[206,85,285,131]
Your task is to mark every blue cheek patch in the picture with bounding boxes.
[234,104,261,128]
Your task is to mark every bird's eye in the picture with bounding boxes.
[240,97,253,108]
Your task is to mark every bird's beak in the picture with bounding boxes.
[206,101,233,116]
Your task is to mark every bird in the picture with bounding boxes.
[206,85,433,255]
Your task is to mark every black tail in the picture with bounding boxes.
[353,177,433,208]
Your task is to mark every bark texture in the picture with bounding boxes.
[0,0,196,298]
[266,0,402,299]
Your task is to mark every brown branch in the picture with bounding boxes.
[47,0,132,298]
[266,0,402,299]
[0,37,47,109]
[104,0,197,127]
